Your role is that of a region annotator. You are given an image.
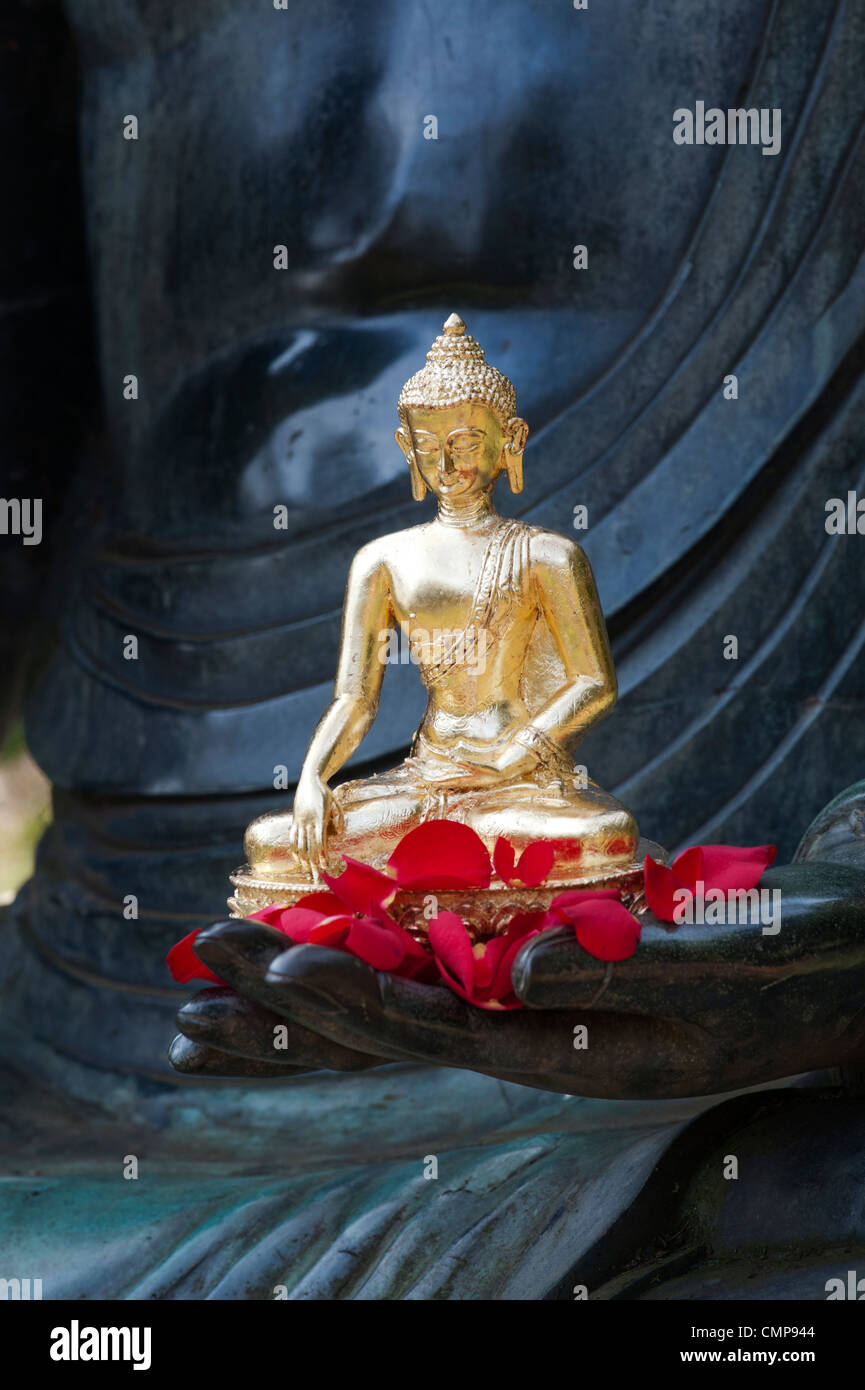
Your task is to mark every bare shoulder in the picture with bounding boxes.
[528,525,593,578]
[349,523,430,583]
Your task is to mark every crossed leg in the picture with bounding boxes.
[244,767,637,885]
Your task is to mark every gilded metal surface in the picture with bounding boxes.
[230,837,664,941]
[239,315,640,898]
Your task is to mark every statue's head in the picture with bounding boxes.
[395,314,529,502]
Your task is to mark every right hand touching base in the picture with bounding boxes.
[288,775,334,867]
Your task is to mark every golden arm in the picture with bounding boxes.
[519,534,617,759]
[290,546,392,860]
[298,544,393,786]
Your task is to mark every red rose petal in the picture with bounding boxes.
[573,899,642,962]
[514,840,555,888]
[428,910,476,992]
[388,820,492,890]
[667,846,703,896]
[391,926,438,981]
[306,915,352,947]
[472,941,497,992]
[493,838,555,888]
[291,891,346,914]
[394,945,439,984]
[643,854,682,922]
[543,888,622,928]
[487,916,543,1000]
[503,910,547,936]
[398,931,436,964]
[166,928,225,986]
[487,943,524,1002]
[549,887,622,913]
[345,918,407,971]
[493,837,517,884]
[248,904,289,927]
[684,843,777,894]
[249,894,343,935]
[273,904,338,942]
[323,857,397,918]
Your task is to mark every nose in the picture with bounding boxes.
[437,442,456,475]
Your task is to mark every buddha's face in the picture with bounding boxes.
[397,402,528,501]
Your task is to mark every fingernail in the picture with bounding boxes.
[169,1035,205,1071]
[269,946,381,1013]
[264,971,348,1015]
[194,938,231,968]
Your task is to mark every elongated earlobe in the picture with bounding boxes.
[504,417,528,494]
[505,451,524,495]
[395,426,427,501]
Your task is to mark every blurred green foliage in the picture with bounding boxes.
[0,723,51,902]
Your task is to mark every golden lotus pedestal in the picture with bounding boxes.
[229,838,665,944]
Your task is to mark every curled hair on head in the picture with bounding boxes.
[397,313,517,432]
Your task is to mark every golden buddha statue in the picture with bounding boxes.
[232,314,644,927]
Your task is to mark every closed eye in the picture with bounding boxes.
[448,431,484,453]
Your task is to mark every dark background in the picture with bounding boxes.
[2,2,864,1029]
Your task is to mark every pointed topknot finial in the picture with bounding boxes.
[398,312,516,425]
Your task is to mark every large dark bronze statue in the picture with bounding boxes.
[1,0,864,1300]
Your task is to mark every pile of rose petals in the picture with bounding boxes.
[167,822,776,1012]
